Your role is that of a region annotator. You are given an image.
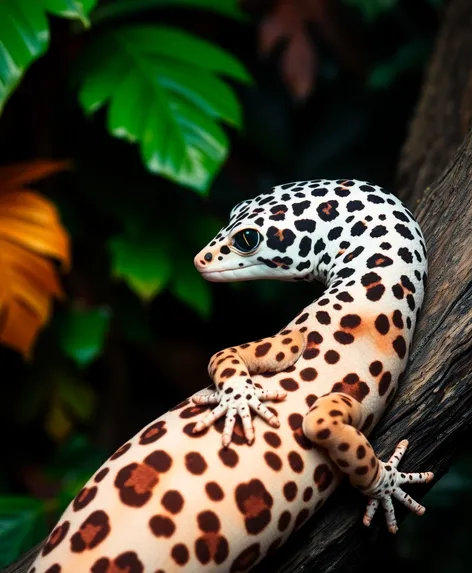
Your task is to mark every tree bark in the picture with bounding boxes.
[4,0,472,572]
[396,0,472,208]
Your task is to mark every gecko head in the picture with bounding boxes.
[194,189,317,282]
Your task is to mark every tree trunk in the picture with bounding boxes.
[4,0,472,572]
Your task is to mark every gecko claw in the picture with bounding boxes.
[192,378,286,446]
[362,439,434,533]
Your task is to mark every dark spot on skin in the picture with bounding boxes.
[393,336,407,358]
[185,452,208,475]
[317,200,340,221]
[367,194,384,204]
[94,468,109,483]
[370,225,388,238]
[325,350,340,364]
[264,451,283,471]
[316,311,330,324]
[292,200,311,216]
[369,361,383,376]
[366,254,394,268]
[333,331,354,344]
[361,413,375,432]
[149,515,176,538]
[379,372,392,396]
[351,221,367,236]
[280,378,299,392]
[183,422,209,438]
[283,481,298,501]
[267,226,296,252]
[264,431,281,448]
[398,247,413,263]
[393,310,404,329]
[255,343,271,357]
[340,314,361,328]
[139,420,167,445]
[73,487,97,512]
[235,480,273,535]
[110,442,131,460]
[171,544,190,565]
[336,292,354,302]
[288,451,304,473]
[395,223,414,240]
[375,314,390,335]
[300,368,317,382]
[346,200,364,212]
[218,448,239,468]
[70,511,111,553]
[314,464,334,492]
[295,312,309,324]
[42,521,70,556]
[206,481,225,501]
[295,219,316,232]
[366,284,385,301]
[278,511,291,532]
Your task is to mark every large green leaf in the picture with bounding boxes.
[0,497,47,568]
[92,0,247,24]
[76,26,251,192]
[0,0,98,113]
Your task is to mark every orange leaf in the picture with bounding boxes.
[258,0,317,100]
[0,160,71,357]
[281,31,317,100]
[0,160,71,191]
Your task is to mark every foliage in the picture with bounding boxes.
[75,26,251,192]
[0,0,98,114]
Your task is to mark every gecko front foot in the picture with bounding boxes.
[192,380,286,447]
[362,439,434,533]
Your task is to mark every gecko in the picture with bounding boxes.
[29,179,434,573]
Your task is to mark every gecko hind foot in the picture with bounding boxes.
[362,439,434,534]
[192,382,286,447]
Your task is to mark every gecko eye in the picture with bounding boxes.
[232,229,262,254]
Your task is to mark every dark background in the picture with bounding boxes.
[1,0,470,570]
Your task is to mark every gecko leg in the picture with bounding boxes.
[303,393,434,533]
[193,329,305,447]
[361,439,433,532]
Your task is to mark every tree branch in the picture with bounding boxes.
[5,1,472,572]
[396,0,472,207]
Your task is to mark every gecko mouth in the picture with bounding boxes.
[199,264,261,282]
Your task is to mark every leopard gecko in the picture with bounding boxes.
[29,179,434,573]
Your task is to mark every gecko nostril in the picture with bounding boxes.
[204,252,213,262]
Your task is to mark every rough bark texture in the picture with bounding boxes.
[4,0,472,572]
[396,0,472,208]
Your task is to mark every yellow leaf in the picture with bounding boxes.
[0,160,71,357]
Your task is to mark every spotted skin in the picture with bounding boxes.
[30,179,433,572]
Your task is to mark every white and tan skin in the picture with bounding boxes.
[30,179,434,573]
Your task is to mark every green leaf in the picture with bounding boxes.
[92,0,247,24]
[58,305,111,366]
[109,233,173,300]
[57,374,96,422]
[0,0,97,113]
[0,497,47,568]
[76,26,250,192]
[368,38,432,90]
[171,260,211,318]
[43,0,99,25]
